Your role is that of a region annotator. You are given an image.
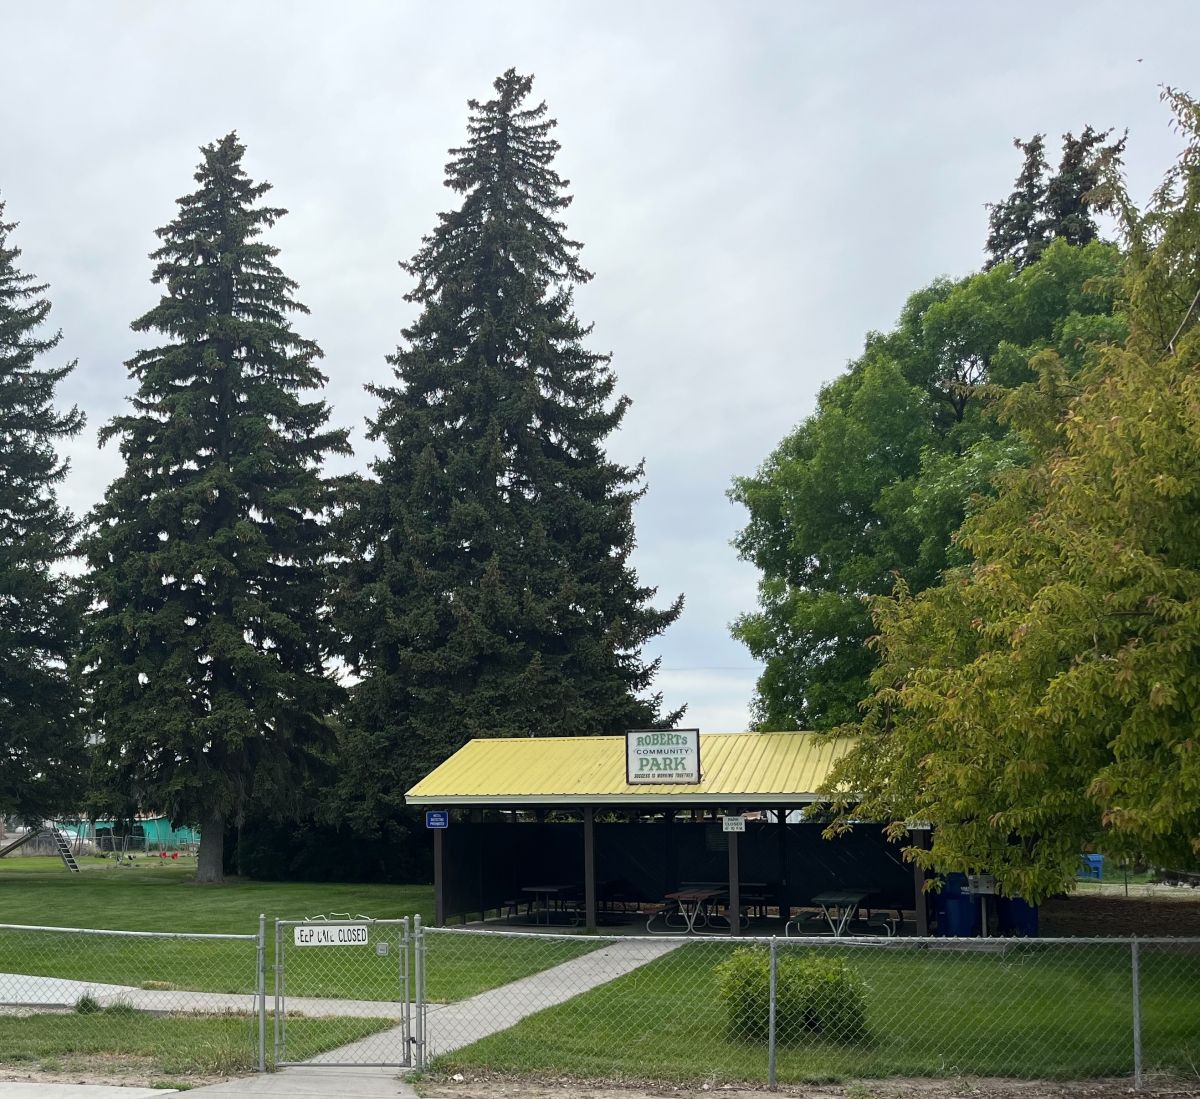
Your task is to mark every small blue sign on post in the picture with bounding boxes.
[425,810,449,829]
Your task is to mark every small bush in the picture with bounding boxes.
[74,993,101,1015]
[715,946,772,1041]
[715,947,868,1044]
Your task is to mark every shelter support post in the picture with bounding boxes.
[728,817,741,937]
[910,827,928,936]
[776,809,790,922]
[583,806,597,930]
[433,824,445,927]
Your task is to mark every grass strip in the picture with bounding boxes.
[0,1006,393,1078]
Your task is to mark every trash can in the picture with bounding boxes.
[998,896,1039,937]
[1078,854,1104,880]
[935,873,979,937]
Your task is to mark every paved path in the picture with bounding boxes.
[1,1087,179,1099]
[0,972,404,1018]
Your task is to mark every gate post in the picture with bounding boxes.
[401,917,411,1066]
[256,913,266,1072]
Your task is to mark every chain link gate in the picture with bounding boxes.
[273,916,411,1067]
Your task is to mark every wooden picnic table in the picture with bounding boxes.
[659,886,727,933]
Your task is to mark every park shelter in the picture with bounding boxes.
[406,732,927,934]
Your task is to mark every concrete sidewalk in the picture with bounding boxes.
[1,1087,180,1099]
[183,1065,415,1097]
[0,1070,415,1098]
[0,972,405,1019]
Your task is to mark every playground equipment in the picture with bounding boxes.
[0,827,80,871]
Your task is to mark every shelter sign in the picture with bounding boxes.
[626,728,701,784]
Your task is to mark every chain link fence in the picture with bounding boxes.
[416,927,1200,1089]
[3,917,1197,1087]
[0,919,265,1076]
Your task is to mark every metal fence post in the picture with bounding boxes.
[768,936,778,1090]
[414,914,425,1071]
[1131,935,1143,1089]
[273,918,283,1066]
[256,914,266,1072]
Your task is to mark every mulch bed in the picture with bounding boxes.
[1040,892,1200,937]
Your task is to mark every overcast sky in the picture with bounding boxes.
[4,2,1198,730]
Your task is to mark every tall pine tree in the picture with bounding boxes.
[81,135,350,883]
[336,69,682,837]
[0,198,85,824]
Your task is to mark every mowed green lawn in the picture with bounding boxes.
[0,857,434,930]
[0,859,596,1002]
[433,940,1200,1084]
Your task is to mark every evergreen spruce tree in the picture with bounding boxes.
[1044,126,1126,247]
[984,135,1050,270]
[985,128,1124,270]
[81,135,350,883]
[336,69,682,835]
[0,198,86,822]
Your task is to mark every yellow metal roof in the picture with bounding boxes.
[405,732,853,807]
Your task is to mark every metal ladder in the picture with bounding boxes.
[49,827,80,872]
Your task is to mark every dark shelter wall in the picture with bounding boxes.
[440,816,912,920]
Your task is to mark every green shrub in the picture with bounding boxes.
[715,947,868,1044]
[715,946,772,1041]
[74,993,101,1015]
[778,954,868,1042]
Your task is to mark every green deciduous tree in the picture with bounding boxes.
[823,90,1200,900]
[335,69,682,838]
[0,199,85,823]
[81,135,350,883]
[730,240,1123,730]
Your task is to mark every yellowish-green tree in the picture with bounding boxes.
[823,90,1200,902]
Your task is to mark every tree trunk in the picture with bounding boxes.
[195,809,226,884]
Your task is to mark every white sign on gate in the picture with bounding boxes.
[293,923,370,947]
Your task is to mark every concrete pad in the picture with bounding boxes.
[182,1066,414,1097]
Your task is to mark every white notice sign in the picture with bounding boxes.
[293,924,370,947]
[722,815,746,833]
[626,728,701,784]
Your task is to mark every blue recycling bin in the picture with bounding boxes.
[1078,854,1104,880]
[935,873,979,937]
[998,896,1039,937]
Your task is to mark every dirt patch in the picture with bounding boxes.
[416,1072,1200,1099]
[0,1056,227,1089]
[1041,893,1200,937]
